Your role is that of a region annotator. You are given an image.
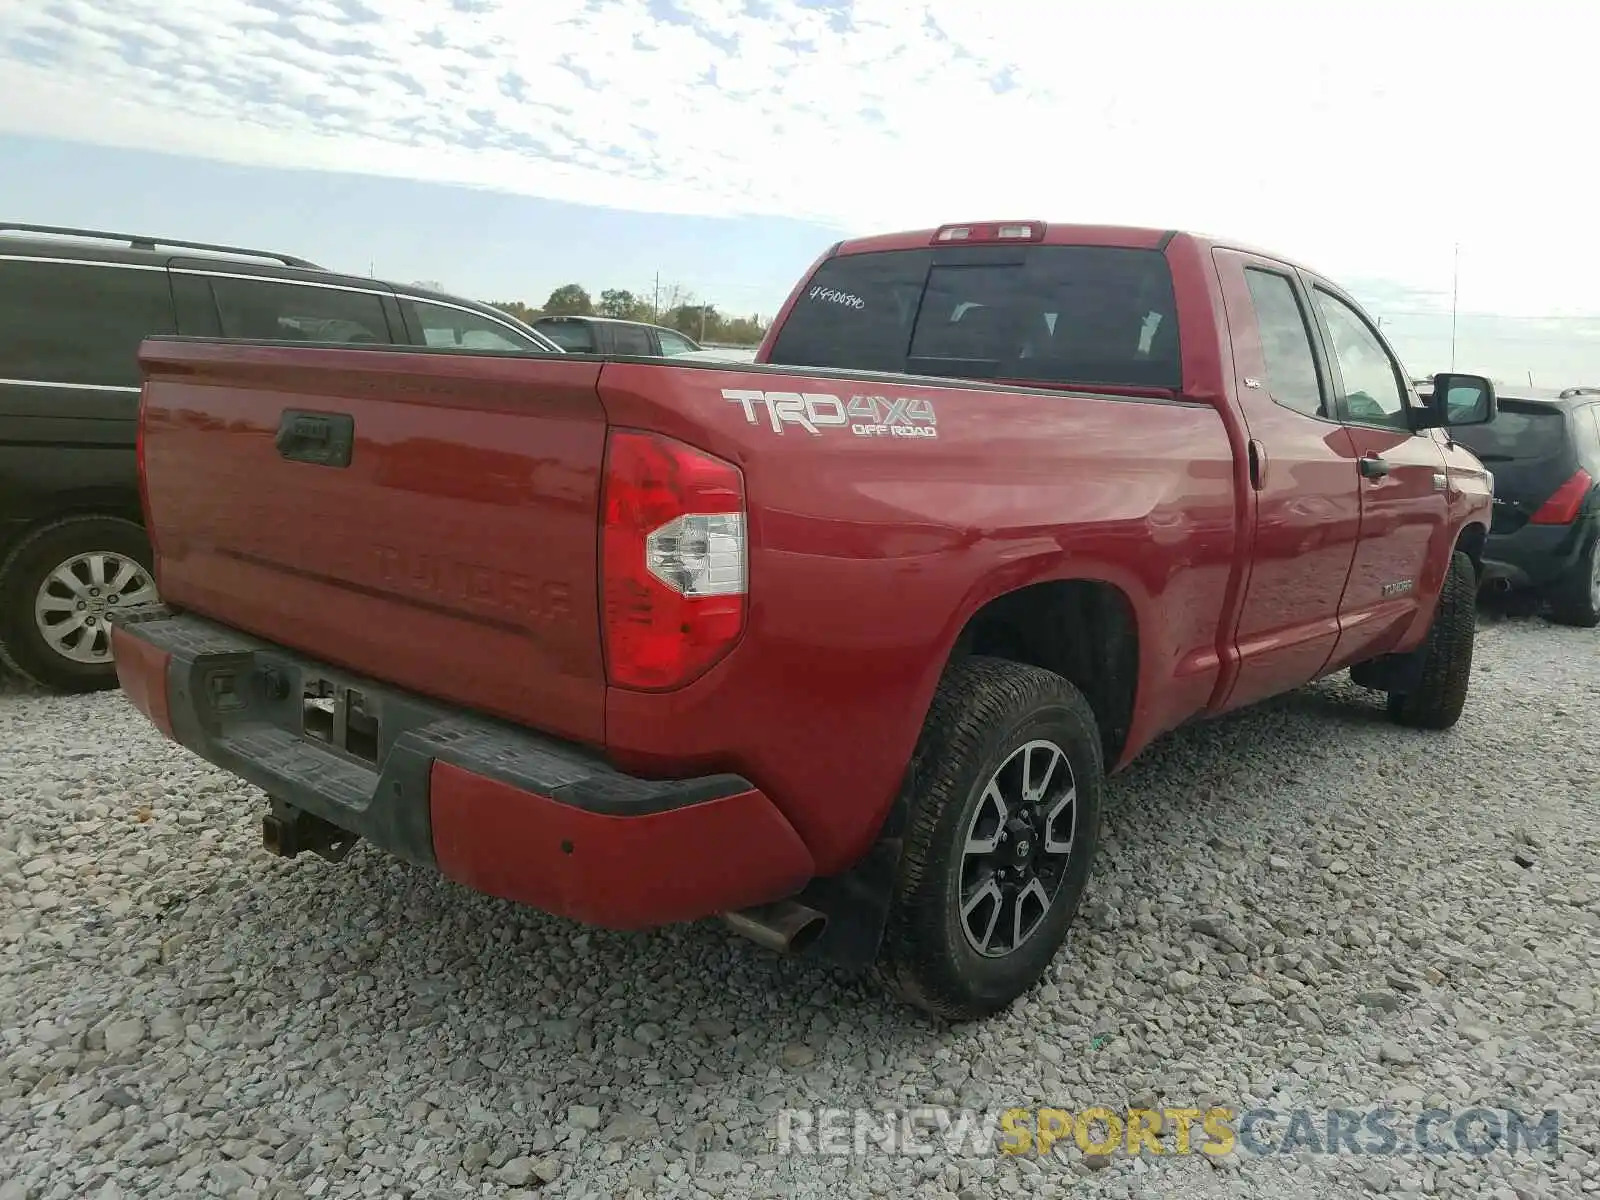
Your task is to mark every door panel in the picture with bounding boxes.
[1211,250,1364,713]
[1306,283,1450,667]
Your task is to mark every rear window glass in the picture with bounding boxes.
[536,321,596,352]
[767,245,1181,388]
[1449,403,1570,462]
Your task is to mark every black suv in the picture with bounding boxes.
[0,223,562,692]
[1436,382,1600,626]
[532,314,704,357]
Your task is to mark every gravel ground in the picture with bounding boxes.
[1,607,1596,1200]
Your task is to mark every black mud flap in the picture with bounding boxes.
[1350,645,1428,694]
[789,838,901,973]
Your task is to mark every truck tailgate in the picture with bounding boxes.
[136,340,610,745]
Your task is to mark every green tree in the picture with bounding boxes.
[719,314,768,345]
[488,300,540,324]
[543,284,594,315]
[597,288,651,320]
[667,303,720,342]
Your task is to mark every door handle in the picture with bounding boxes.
[1247,439,1266,491]
[1359,455,1390,480]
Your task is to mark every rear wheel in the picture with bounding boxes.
[0,516,157,693]
[1545,534,1600,628]
[1387,550,1476,730]
[875,657,1103,1021]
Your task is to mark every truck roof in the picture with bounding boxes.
[831,221,1326,277]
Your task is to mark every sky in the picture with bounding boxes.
[1,0,1597,385]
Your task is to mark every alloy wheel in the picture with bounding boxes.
[957,739,1078,959]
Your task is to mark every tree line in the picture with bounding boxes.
[487,283,770,346]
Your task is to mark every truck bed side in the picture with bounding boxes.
[596,361,1240,865]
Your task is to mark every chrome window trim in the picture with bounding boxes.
[0,378,142,393]
[169,267,392,297]
[397,294,562,353]
[0,255,165,272]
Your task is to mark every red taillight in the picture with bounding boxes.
[933,221,1045,244]
[1529,468,1593,525]
[601,430,747,691]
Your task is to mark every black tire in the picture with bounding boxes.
[1386,550,1476,730]
[1545,534,1600,629]
[875,656,1104,1022]
[0,515,156,693]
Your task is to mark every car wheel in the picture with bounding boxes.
[874,656,1103,1021]
[1387,550,1476,730]
[1546,534,1600,629]
[0,515,158,693]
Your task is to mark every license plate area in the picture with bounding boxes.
[301,676,381,765]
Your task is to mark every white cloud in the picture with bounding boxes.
[2,0,1598,379]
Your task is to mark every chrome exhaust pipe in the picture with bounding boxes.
[722,900,828,956]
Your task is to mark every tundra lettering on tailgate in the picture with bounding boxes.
[374,545,572,623]
[722,388,938,439]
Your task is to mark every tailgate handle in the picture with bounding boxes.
[276,409,354,467]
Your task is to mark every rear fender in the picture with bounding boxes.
[788,559,1154,967]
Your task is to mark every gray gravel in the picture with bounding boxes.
[1,609,1596,1200]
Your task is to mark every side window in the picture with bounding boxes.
[1577,405,1600,472]
[0,260,175,388]
[611,324,654,356]
[171,273,222,337]
[1242,268,1326,418]
[407,300,541,351]
[657,329,698,356]
[1312,288,1409,429]
[205,276,392,344]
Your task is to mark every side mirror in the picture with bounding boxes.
[1416,372,1496,429]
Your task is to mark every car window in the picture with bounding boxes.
[1577,405,1600,471]
[611,324,654,356]
[1447,402,1569,463]
[408,299,540,351]
[657,329,699,356]
[202,276,392,344]
[767,245,1181,388]
[1243,268,1326,418]
[536,321,596,352]
[0,259,176,388]
[1312,288,1409,430]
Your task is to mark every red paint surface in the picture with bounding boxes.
[111,625,173,739]
[427,761,814,928]
[132,220,1493,907]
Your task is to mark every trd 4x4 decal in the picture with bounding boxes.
[722,389,938,439]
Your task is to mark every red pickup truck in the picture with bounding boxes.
[111,221,1497,1020]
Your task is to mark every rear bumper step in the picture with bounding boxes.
[109,605,815,929]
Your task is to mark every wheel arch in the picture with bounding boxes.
[942,578,1141,769]
[0,490,146,558]
[1454,520,1488,585]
